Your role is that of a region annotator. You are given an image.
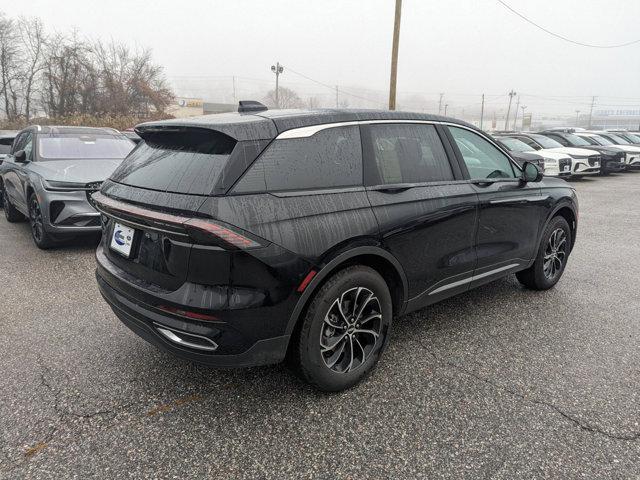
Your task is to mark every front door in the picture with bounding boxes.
[362,122,479,310]
[3,132,33,213]
[446,125,546,286]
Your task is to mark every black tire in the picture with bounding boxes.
[517,216,572,290]
[3,187,25,222]
[293,265,393,392]
[28,193,55,249]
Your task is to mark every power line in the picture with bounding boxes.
[497,0,640,48]
[283,66,386,107]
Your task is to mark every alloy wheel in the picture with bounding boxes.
[320,287,383,374]
[29,196,44,243]
[543,228,567,280]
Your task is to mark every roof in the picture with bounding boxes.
[135,108,477,142]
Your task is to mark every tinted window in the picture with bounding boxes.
[22,133,34,161]
[0,144,10,155]
[543,134,569,147]
[449,126,516,179]
[527,134,564,149]
[497,137,535,153]
[234,126,362,193]
[11,133,25,154]
[562,133,591,147]
[38,134,134,160]
[369,123,454,184]
[110,128,236,195]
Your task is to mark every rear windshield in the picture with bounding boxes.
[109,128,237,195]
[38,134,134,160]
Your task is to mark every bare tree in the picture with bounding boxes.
[93,41,173,116]
[0,13,21,120]
[264,86,303,109]
[41,31,95,117]
[17,16,46,120]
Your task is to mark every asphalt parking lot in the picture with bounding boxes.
[1,173,639,479]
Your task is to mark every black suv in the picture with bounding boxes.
[94,107,578,391]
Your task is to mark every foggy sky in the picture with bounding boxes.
[2,0,640,117]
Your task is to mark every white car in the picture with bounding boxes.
[591,131,640,169]
[494,136,572,177]
[504,133,601,176]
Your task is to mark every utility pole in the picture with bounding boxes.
[480,94,485,130]
[588,96,596,128]
[438,93,444,115]
[388,0,402,110]
[575,110,581,127]
[444,104,449,116]
[512,95,521,130]
[232,76,237,104]
[520,105,527,130]
[335,86,339,108]
[505,89,516,130]
[271,62,284,108]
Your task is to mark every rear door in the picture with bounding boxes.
[445,125,546,286]
[362,122,479,309]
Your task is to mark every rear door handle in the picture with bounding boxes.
[376,186,413,194]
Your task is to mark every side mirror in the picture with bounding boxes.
[522,161,543,183]
[14,150,27,163]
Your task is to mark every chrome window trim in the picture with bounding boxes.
[275,120,521,170]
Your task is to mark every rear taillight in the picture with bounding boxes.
[92,192,265,250]
[184,218,262,249]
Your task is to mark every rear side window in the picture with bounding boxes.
[110,128,236,196]
[234,126,362,193]
[369,123,454,184]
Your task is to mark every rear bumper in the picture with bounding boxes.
[95,242,300,367]
[97,273,291,367]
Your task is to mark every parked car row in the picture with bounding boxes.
[0,105,584,391]
[493,128,640,177]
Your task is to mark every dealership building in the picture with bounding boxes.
[590,109,640,130]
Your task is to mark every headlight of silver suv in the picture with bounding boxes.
[42,179,89,191]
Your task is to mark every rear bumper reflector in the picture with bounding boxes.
[297,270,317,292]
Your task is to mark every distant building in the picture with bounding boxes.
[166,98,236,118]
[203,102,236,115]
[591,109,640,130]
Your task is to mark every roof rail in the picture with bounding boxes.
[238,100,268,113]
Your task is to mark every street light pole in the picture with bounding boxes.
[512,95,520,130]
[444,104,449,116]
[388,0,402,110]
[505,89,516,130]
[520,105,527,130]
[480,94,485,130]
[575,109,581,127]
[271,62,284,109]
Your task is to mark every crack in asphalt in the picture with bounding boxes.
[409,320,640,442]
[0,356,136,476]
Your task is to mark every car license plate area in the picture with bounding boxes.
[110,222,136,258]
